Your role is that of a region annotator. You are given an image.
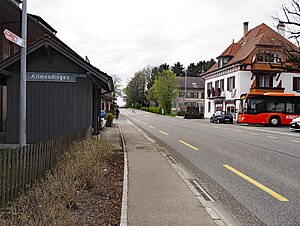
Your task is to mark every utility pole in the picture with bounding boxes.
[20,0,27,147]
[184,70,187,112]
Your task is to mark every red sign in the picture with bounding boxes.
[3,29,24,47]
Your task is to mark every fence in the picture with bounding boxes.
[0,128,91,207]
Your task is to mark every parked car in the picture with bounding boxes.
[290,116,300,131]
[210,111,233,124]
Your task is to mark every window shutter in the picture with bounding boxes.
[227,78,229,91]
[233,76,235,89]
[293,77,298,91]
[269,76,273,88]
[221,79,224,90]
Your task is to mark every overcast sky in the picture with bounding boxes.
[28,0,286,85]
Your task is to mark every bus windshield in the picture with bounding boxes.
[246,96,265,114]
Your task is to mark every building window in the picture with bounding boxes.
[227,76,235,91]
[257,75,273,88]
[192,82,197,88]
[179,92,185,98]
[218,59,223,68]
[201,92,204,99]
[208,102,211,113]
[215,80,219,89]
[186,92,199,99]
[256,51,282,63]
[207,82,212,97]
[220,79,224,90]
[293,77,300,91]
[199,105,204,112]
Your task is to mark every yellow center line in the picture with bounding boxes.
[148,126,154,129]
[179,140,199,151]
[290,140,300,144]
[159,130,168,135]
[249,132,258,135]
[223,164,288,202]
[266,136,278,139]
[222,128,230,130]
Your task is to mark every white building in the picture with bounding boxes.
[203,22,300,120]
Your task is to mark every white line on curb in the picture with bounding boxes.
[118,124,128,226]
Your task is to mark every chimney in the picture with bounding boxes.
[243,22,249,37]
[277,22,285,37]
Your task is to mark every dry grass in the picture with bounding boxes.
[0,138,113,226]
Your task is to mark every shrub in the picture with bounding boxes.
[106,113,114,122]
[177,111,185,116]
[134,102,141,109]
[166,113,176,117]
[199,112,204,118]
[140,107,148,111]
[148,107,161,114]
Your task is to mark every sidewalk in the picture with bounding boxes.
[103,116,218,226]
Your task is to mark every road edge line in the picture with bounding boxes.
[118,124,128,226]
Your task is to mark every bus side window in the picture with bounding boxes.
[286,103,295,113]
[296,103,300,114]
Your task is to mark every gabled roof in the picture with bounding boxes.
[177,76,204,89]
[28,14,57,35]
[205,23,299,75]
[0,35,113,92]
[1,0,57,36]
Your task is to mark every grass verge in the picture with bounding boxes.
[0,138,123,225]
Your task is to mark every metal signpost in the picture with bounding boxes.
[3,1,27,146]
[20,0,27,147]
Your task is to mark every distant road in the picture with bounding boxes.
[121,109,300,226]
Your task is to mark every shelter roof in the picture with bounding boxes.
[0,35,113,92]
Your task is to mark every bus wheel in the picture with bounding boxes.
[269,116,280,127]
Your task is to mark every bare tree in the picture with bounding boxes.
[271,0,300,71]
[275,0,300,44]
[111,74,122,98]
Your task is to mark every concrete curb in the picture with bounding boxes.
[118,124,128,226]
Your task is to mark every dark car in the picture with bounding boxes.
[290,116,300,131]
[210,111,233,124]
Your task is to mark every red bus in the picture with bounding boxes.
[237,92,300,126]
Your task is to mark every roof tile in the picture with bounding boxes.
[205,23,299,75]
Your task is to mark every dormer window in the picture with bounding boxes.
[218,57,231,68]
[218,59,223,68]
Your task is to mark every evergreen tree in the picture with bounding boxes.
[171,62,185,76]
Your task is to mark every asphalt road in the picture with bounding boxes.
[120,108,300,226]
